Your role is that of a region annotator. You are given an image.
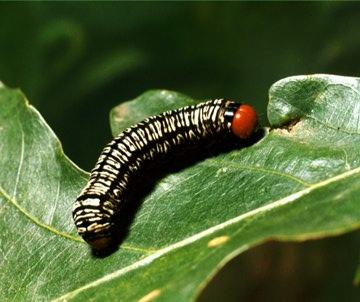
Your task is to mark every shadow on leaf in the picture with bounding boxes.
[91,128,265,258]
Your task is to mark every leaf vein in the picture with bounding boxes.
[204,159,310,186]
[0,185,159,255]
[0,185,83,242]
[12,124,25,198]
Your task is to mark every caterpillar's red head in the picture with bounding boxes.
[230,104,258,139]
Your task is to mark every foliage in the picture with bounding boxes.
[0,74,359,301]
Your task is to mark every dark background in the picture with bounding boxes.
[0,2,359,301]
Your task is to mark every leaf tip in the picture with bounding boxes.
[267,74,360,129]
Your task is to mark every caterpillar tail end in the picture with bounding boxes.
[79,225,115,251]
[85,236,113,251]
[73,196,118,252]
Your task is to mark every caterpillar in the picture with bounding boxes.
[73,99,258,250]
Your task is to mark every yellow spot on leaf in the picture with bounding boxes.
[138,289,161,302]
[207,235,229,247]
[113,105,129,123]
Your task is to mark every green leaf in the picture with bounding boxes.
[355,264,360,287]
[1,75,360,301]
[109,90,198,136]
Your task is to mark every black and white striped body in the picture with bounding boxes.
[73,99,242,248]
